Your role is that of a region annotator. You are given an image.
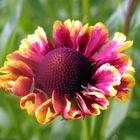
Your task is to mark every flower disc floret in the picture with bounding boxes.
[37,48,92,95]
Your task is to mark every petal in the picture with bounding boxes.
[8,52,39,72]
[76,91,109,115]
[0,72,17,92]
[114,73,135,102]
[76,24,91,53]
[35,99,58,124]
[63,95,84,120]
[93,32,126,61]
[12,76,33,96]
[53,19,83,49]
[52,90,66,113]
[93,63,121,85]
[121,74,135,88]
[94,53,134,75]
[115,41,133,53]
[23,26,53,56]
[34,92,46,109]
[0,27,52,94]
[114,90,131,102]
[53,20,73,48]
[87,84,104,93]
[20,92,46,115]
[94,83,118,97]
[2,60,33,77]
[92,63,121,96]
[20,93,36,115]
[82,91,109,109]
[52,91,84,120]
[0,60,34,96]
[64,19,83,39]
[34,26,53,53]
[76,93,93,115]
[84,22,108,58]
[115,74,135,90]
[7,27,53,72]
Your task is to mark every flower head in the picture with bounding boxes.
[0,19,135,124]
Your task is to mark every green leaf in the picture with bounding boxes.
[0,0,23,65]
[106,0,128,33]
[104,100,131,139]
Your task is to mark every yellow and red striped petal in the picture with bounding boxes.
[53,20,73,48]
[0,72,17,92]
[122,74,135,88]
[0,60,34,96]
[115,73,135,90]
[20,93,36,115]
[35,99,58,124]
[114,72,135,102]
[53,19,83,50]
[20,92,46,116]
[63,95,84,120]
[52,90,65,113]
[92,63,121,97]
[0,72,33,96]
[93,32,126,61]
[76,24,91,53]
[94,53,133,75]
[12,76,33,96]
[52,91,84,120]
[64,19,83,38]
[7,27,53,73]
[21,26,53,55]
[22,90,67,124]
[114,90,131,102]
[1,60,33,77]
[115,41,133,53]
[84,22,108,58]
[76,91,109,115]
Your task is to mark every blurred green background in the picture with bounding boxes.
[0,0,140,140]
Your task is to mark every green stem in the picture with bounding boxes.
[2,96,27,140]
[81,118,89,140]
[93,103,112,140]
[90,115,96,138]
[82,0,90,22]
[124,0,137,35]
[99,109,111,140]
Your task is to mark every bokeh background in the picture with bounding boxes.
[0,0,140,140]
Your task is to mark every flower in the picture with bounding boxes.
[0,19,135,124]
